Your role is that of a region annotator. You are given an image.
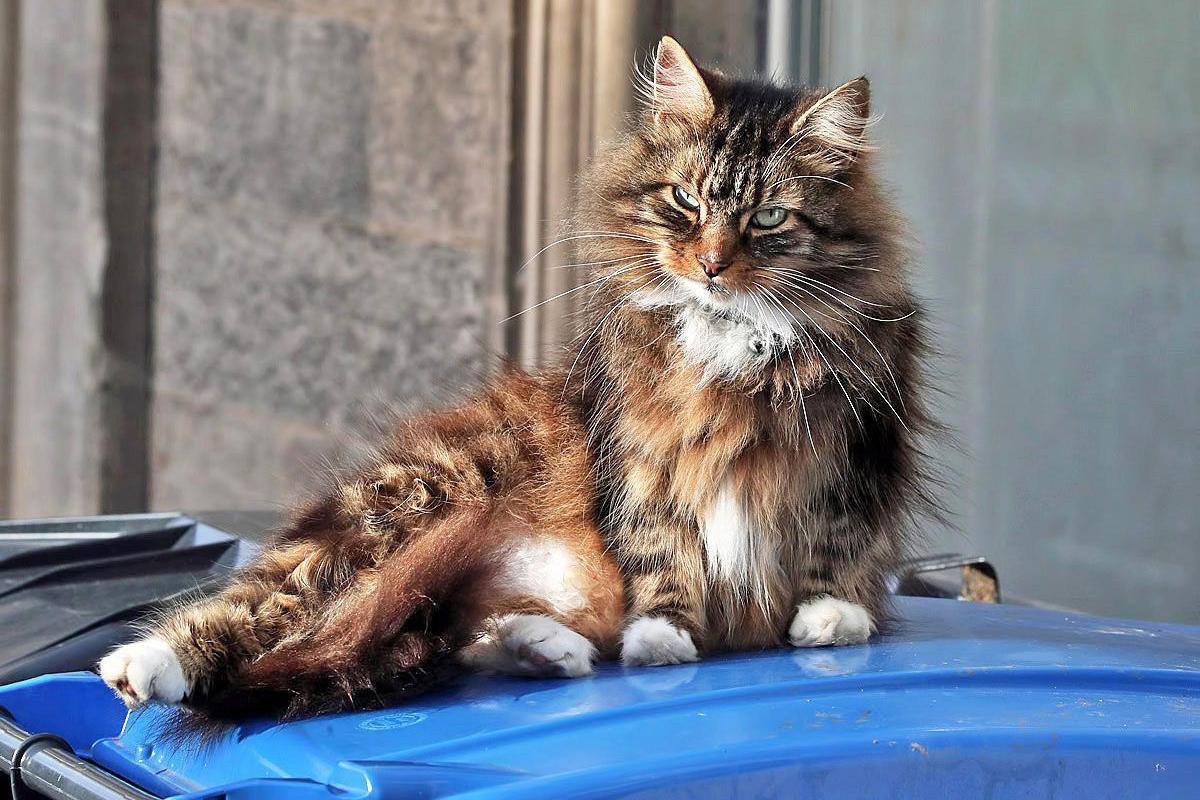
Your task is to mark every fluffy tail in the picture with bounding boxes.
[177,505,505,730]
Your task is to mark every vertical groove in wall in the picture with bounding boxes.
[966,0,997,542]
[537,1,590,358]
[804,0,825,85]
[502,0,529,364]
[512,0,548,368]
[484,2,517,366]
[0,0,18,515]
[764,0,824,85]
[99,0,158,512]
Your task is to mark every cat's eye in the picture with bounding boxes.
[749,207,788,229]
[672,185,701,212]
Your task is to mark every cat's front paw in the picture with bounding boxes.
[462,614,595,678]
[621,616,699,666]
[499,614,595,678]
[98,638,190,707]
[788,596,873,647]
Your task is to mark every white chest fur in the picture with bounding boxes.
[676,304,773,382]
[699,479,781,607]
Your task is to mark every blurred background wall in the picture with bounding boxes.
[0,1,1195,622]
[823,0,1199,621]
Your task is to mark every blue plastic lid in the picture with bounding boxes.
[3,596,1198,799]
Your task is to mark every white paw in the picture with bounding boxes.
[621,616,699,666]
[788,597,873,647]
[98,638,189,707]
[462,614,594,678]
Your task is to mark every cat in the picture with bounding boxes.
[100,36,935,722]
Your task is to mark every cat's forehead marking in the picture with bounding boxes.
[702,107,775,213]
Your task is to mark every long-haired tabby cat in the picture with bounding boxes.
[100,37,934,721]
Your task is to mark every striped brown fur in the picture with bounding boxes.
[101,37,937,722]
[570,38,936,653]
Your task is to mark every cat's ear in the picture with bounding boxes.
[788,77,874,171]
[648,36,714,124]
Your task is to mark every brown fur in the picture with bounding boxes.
[103,38,938,722]
[147,371,623,720]
[568,44,936,649]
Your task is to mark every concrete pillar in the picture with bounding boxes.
[5,1,157,517]
[8,0,109,517]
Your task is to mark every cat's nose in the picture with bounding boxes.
[698,253,730,278]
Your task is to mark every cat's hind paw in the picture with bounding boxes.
[621,616,699,666]
[98,638,190,707]
[788,596,873,647]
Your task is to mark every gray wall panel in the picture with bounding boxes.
[826,0,1199,621]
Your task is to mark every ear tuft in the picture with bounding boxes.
[789,77,875,171]
[636,36,714,124]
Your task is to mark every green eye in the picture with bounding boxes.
[750,207,788,229]
[672,185,701,212]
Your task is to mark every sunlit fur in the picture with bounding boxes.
[568,41,935,649]
[100,38,937,723]
[105,373,626,723]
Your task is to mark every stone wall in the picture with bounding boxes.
[150,1,512,510]
[0,0,513,515]
[146,0,511,510]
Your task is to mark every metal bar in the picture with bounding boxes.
[0,715,155,800]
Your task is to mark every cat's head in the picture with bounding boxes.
[583,37,905,349]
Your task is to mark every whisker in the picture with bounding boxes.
[766,277,911,415]
[761,272,857,323]
[764,174,852,192]
[789,348,818,457]
[772,283,910,421]
[763,268,914,323]
[763,128,811,181]
[550,252,654,271]
[789,275,916,324]
[563,303,623,400]
[771,294,865,431]
[747,287,820,455]
[582,258,660,307]
[517,232,658,273]
[762,266,890,308]
[502,260,656,323]
[768,285,908,431]
[563,269,667,400]
[567,230,659,243]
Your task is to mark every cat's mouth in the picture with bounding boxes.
[635,269,779,331]
[671,276,760,324]
[670,270,735,304]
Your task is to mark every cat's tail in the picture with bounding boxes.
[178,503,508,729]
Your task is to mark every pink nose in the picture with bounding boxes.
[698,255,729,278]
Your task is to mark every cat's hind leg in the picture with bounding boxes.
[99,637,189,706]
[99,580,314,709]
[457,520,622,680]
[100,522,364,709]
